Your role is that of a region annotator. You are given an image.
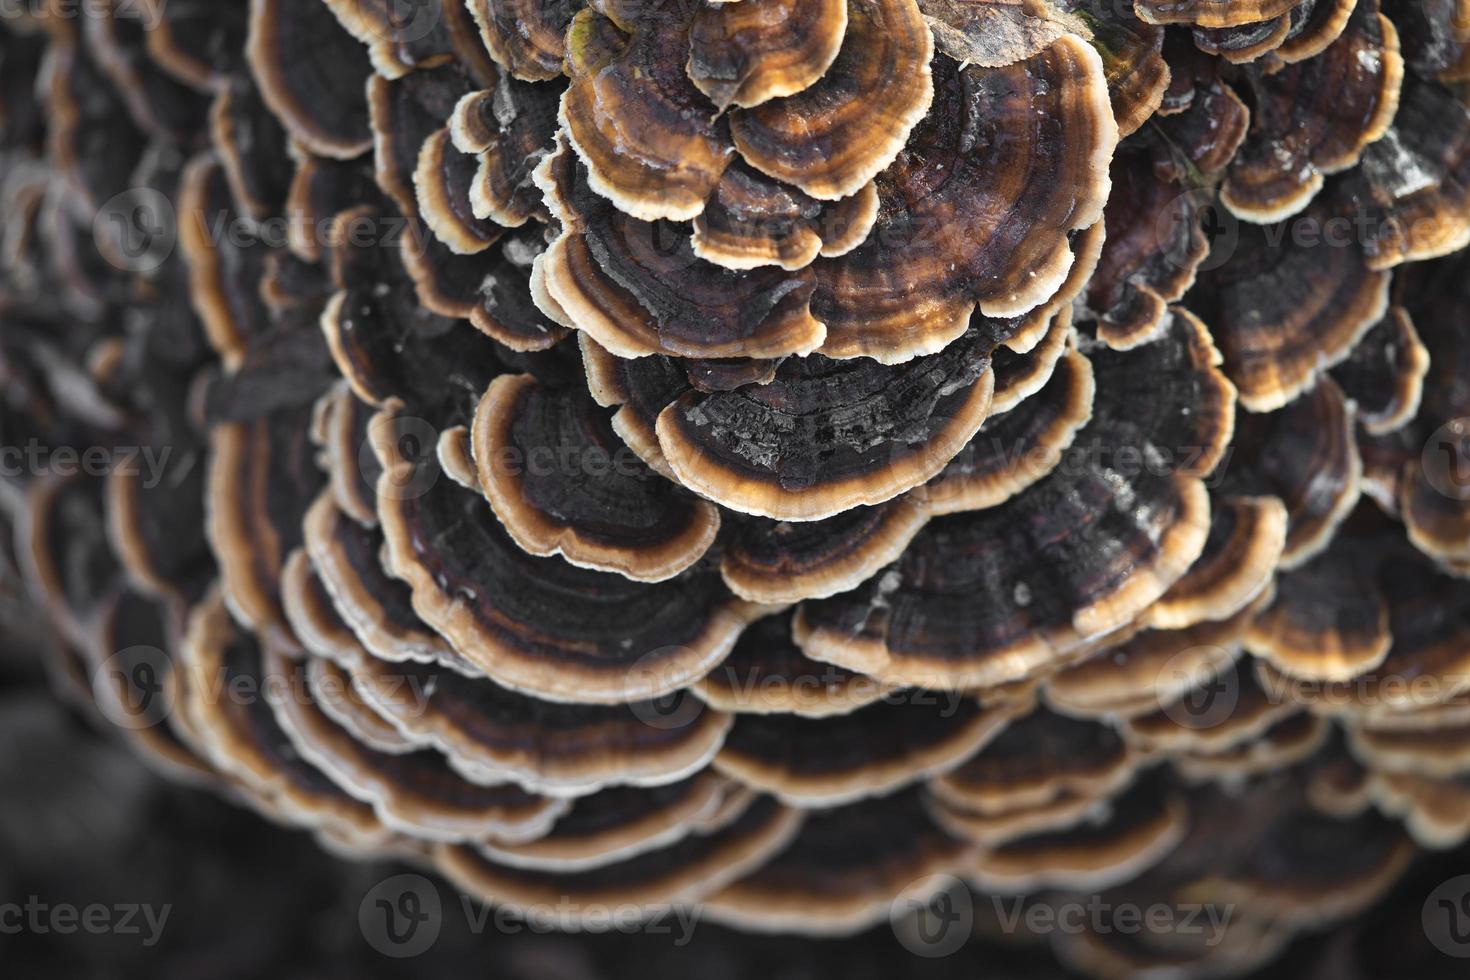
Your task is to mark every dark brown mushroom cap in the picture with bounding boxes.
[246,0,372,158]
[1144,494,1287,630]
[1189,204,1392,413]
[373,405,764,703]
[208,77,291,225]
[1222,0,1403,223]
[311,383,379,528]
[1060,0,1171,137]
[809,43,1116,361]
[929,709,1137,816]
[145,0,249,91]
[206,402,326,652]
[304,652,427,756]
[104,438,212,603]
[1193,14,1294,63]
[478,773,742,871]
[45,31,152,214]
[1174,711,1329,782]
[1386,0,1470,82]
[463,75,563,228]
[712,693,1023,806]
[537,138,826,360]
[1043,599,1262,719]
[969,780,1188,894]
[1133,0,1305,27]
[436,795,802,924]
[368,63,479,218]
[719,497,928,605]
[1368,770,1470,848]
[1122,657,1300,754]
[704,789,970,934]
[1334,76,1470,270]
[560,5,734,222]
[690,611,895,716]
[728,0,933,203]
[284,154,378,263]
[322,0,458,79]
[81,5,211,142]
[468,0,581,82]
[1276,0,1358,62]
[302,493,470,670]
[692,162,878,271]
[414,127,504,255]
[1216,377,1361,566]
[1349,719,1470,778]
[653,321,998,521]
[989,306,1074,414]
[471,373,719,581]
[1088,154,1209,351]
[280,547,376,665]
[687,0,847,109]
[264,647,567,843]
[177,153,273,368]
[1329,305,1428,435]
[922,347,1096,516]
[175,593,387,838]
[1247,546,1391,681]
[1150,38,1251,178]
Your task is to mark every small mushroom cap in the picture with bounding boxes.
[654,322,998,521]
[687,0,848,109]
[1173,712,1330,783]
[1190,204,1393,413]
[343,653,734,796]
[1144,494,1288,631]
[246,0,372,159]
[368,64,479,218]
[1193,13,1294,63]
[209,77,292,224]
[478,773,743,871]
[691,612,896,717]
[435,795,803,926]
[1122,658,1301,754]
[1133,0,1306,28]
[322,0,457,79]
[704,789,970,935]
[1330,306,1429,435]
[729,0,933,202]
[1221,0,1403,223]
[1247,545,1392,682]
[1349,720,1470,779]
[468,0,581,82]
[373,405,765,703]
[303,652,426,755]
[809,41,1116,361]
[712,692,1026,807]
[1276,0,1359,62]
[472,373,720,582]
[719,497,930,605]
[466,75,563,228]
[414,127,504,256]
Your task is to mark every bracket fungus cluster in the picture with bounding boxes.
[7,0,1470,975]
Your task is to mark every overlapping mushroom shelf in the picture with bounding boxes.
[6,0,1470,976]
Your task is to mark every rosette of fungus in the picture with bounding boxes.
[8,1,1470,976]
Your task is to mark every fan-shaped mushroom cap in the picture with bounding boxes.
[1336,76,1470,270]
[1173,712,1330,782]
[436,795,802,926]
[311,384,379,528]
[1330,306,1429,435]
[1247,546,1392,681]
[343,653,733,796]
[1151,38,1251,177]
[1145,495,1287,630]
[1122,658,1300,753]
[921,347,1096,516]
[468,0,581,82]
[536,137,826,360]
[206,403,325,652]
[693,164,878,272]
[969,781,1188,894]
[472,373,719,581]
[374,404,765,702]
[145,0,249,91]
[368,64,478,219]
[463,75,563,229]
[209,77,292,224]
[1134,0,1305,28]
[808,42,1116,360]
[704,789,970,934]
[690,612,895,717]
[1276,0,1358,62]
[1368,771,1470,848]
[1088,154,1210,351]
[302,652,426,754]
[688,0,847,110]
[105,434,210,604]
[719,498,929,605]
[479,773,744,871]
[1193,13,1293,63]
[1387,0,1470,82]
[1349,720,1470,778]
[929,709,1138,816]
[989,306,1074,414]
[415,127,504,255]
[1190,205,1392,412]
[1218,378,1362,566]
[321,0,459,79]
[654,323,998,521]
[1222,0,1402,223]
[712,693,1025,807]
[264,646,567,843]
[1043,597,1263,719]
[246,0,372,159]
